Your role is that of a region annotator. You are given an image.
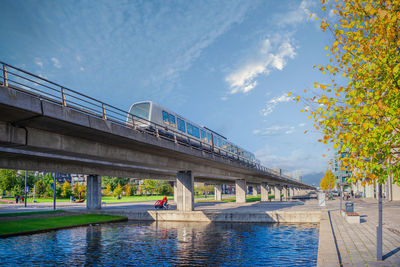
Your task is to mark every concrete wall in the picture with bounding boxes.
[94,210,321,223]
[235,179,246,203]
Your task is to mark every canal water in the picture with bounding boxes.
[0,221,319,266]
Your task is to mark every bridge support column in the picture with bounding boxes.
[87,175,102,210]
[214,185,222,201]
[173,181,177,202]
[283,185,288,201]
[261,183,269,202]
[274,186,282,201]
[252,186,258,197]
[176,171,194,211]
[235,179,246,203]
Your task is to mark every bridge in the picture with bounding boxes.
[0,62,314,211]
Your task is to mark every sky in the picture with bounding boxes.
[0,0,335,185]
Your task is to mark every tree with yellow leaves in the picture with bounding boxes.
[297,0,399,186]
[295,1,399,260]
[320,168,336,191]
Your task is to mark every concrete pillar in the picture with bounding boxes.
[261,183,269,202]
[174,181,177,202]
[176,171,194,211]
[274,186,282,201]
[252,185,258,196]
[235,179,246,203]
[214,184,222,201]
[283,186,288,201]
[87,175,102,210]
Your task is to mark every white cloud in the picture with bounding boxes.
[298,123,306,127]
[285,127,295,134]
[51,57,61,68]
[253,125,294,136]
[76,55,81,62]
[80,66,85,71]
[34,58,43,68]
[261,92,292,116]
[277,0,316,27]
[226,39,296,94]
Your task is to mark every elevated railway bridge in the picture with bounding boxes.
[0,62,314,211]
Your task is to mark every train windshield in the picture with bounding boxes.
[130,103,150,120]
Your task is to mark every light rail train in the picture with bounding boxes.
[126,101,259,165]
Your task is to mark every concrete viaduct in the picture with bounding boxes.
[0,63,314,211]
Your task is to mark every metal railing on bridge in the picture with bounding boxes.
[0,61,297,183]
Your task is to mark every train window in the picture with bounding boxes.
[169,114,176,126]
[201,129,207,141]
[130,103,150,120]
[187,123,193,136]
[177,118,186,132]
[162,111,169,124]
[193,126,200,138]
[207,132,212,143]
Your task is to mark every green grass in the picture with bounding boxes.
[27,198,70,203]
[196,195,267,203]
[101,195,174,203]
[0,214,127,236]
[0,210,65,217]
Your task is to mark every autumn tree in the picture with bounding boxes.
[297,0,400,186]
[320,169,336,191]
[61,180,72,198]
[113,183,123,198]
[102,184,112,196]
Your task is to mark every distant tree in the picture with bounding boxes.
[34,180,46,197]
[19,170,38,189]
[0,169,18,192]
[78,183,86,201]
[143,179,157,195]
[124,184,131,196]
[102,176,128,191]
[113,183,123,198]
[61,180,72,198]
[11,184,23,197]
[155,181,173,196]
[73,183,79,199]
[320,169,335,191]
[102,184,112,196]
[129,184,137,196]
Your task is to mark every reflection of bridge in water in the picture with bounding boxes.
[0,62,314,211]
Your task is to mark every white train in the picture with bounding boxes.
[127,101,259,165]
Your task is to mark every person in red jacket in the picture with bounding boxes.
[154,196,168,209]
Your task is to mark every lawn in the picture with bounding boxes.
[0,210,65,217]
[0,214,127,237]
[195,195,276,203]
[101,195,174,203]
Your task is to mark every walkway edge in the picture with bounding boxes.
[317,210,340,266]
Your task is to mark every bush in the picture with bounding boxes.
[155,181,173,196]
[34,180,46,197]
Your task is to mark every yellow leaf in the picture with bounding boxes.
[324,46,329,50]
[288,92,292,96]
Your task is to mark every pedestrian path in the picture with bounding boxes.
[329,204,400,266]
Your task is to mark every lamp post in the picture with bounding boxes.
[24,171,27,207]
[377,183,383,261]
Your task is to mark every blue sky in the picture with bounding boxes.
[0,0,334,184]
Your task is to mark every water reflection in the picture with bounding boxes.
[0,221,318,266]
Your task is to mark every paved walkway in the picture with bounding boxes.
[325,199,400,267]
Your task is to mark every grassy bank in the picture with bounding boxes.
[195,195,276,203]
[0,214,127,237]
[0,210,65,217]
